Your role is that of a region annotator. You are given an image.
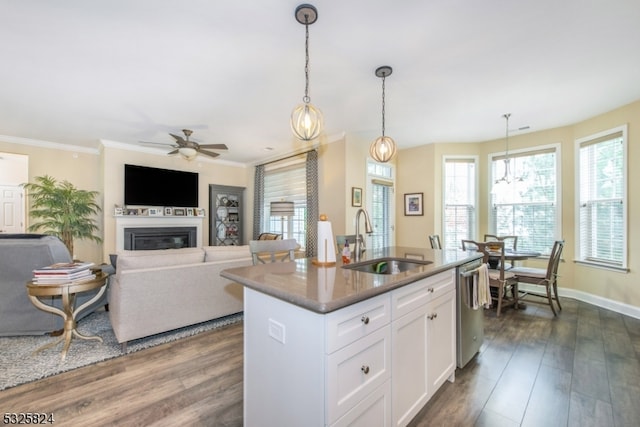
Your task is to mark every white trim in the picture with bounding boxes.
[519,284,640,320]
[0,134,100,154]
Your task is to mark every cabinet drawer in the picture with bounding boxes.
[331,380,391,427]
[391,270,454,319]
[327,326,391,424]
[326,293,390,353]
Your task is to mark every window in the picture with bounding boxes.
[263,159,306,246]
[490,145,560,255]
[367,162,394,250]
[576,125,627,270]
[443,157,477,249]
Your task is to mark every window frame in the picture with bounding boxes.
[442,155,478,250]
[488,143,561,255]
[574,124,628,271]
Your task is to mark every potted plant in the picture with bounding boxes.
[22,175,102,256]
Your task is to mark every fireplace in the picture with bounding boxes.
[124,227,197,250]
[115,216,203,251]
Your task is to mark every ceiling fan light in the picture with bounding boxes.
[291,102,323,141]
[370,135,397,163]
[179,147,197,160]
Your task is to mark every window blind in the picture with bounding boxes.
[578,130,625,267]
[444,158,476,249]
[490,147,558,255]
[264,161,306,244]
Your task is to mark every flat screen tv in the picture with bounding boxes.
[124,164,199,207]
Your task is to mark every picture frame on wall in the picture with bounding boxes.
[404,192,423,216]
[352,187,362,207]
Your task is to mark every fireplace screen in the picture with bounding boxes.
[124,227,197,250]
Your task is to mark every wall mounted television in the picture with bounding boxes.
[124,164,199,207]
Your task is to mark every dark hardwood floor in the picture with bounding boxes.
[1,298,639,426]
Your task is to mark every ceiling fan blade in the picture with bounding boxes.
[167,149,180,155]
[198,144,228,150]
[139,141,175,147]
[198,150,220,158]
[169,133,187,145]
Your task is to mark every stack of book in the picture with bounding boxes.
[32,261,96,285]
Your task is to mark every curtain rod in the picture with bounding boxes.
[257,148,317,167]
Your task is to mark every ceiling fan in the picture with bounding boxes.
[141,129,228,160]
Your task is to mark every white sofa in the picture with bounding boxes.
[108,245,252,347]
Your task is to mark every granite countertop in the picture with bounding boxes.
[221,246,482,314]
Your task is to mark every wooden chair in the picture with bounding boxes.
[249,239,297,265]
[462,240,519,317]
[510,240,564,316]
[428,234,441,249]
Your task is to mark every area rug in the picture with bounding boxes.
[0,310,243,391]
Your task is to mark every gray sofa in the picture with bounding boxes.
[109,245,252,347]
[0,234,107,336]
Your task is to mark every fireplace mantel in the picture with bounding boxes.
[115,216,203,250]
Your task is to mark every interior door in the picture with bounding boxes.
[0,185,25,234]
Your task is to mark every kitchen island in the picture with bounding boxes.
[221,246,482,427]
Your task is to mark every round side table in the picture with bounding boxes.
[26,271,108,361]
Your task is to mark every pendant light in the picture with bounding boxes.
[291,4,323,141]
[495,113,513,185]
[370,66,397,163]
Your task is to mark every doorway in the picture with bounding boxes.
[0,152,28,234]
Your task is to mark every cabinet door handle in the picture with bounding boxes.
[361,316,370,325]
[428,287,435,293]
[361,365,370,374]
[428,313,438,320]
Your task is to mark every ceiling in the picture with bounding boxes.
[1,1,639,165]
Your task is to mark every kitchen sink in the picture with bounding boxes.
[342,257,432,275]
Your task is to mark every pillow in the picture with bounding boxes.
[204,245,251,262]
[258,233,282,241]
[116,247,204,270]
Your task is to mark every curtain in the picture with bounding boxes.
[305,150,319,257]
[253,164,265,240]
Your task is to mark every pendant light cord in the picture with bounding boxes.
[303,16,311,103]
[381,74,386,137]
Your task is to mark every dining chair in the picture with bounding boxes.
[509,240,564,316]
[428,234,442,249]
[462,240,519,317]
[249,239,298,265]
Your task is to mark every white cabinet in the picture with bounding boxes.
[243,268,456,427]
[391,270,456,427]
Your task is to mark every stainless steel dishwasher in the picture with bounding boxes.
[456,257,485,368]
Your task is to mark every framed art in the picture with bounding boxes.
[164,207,173,216]
[196,208,206,217]
[351,187,362,207]
[173,208,186,216]
[404,192,423,216]
[186,208,194,216]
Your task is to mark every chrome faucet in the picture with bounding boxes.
[353,208,373,262]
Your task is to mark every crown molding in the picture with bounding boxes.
[0,134,100,154]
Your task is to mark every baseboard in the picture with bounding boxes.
[519,284,640,320]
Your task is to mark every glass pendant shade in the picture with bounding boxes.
[291,101,323,141]
[370,135,397,163]
[179,147,198,160]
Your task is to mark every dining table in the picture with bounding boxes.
[486,248,541,269]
